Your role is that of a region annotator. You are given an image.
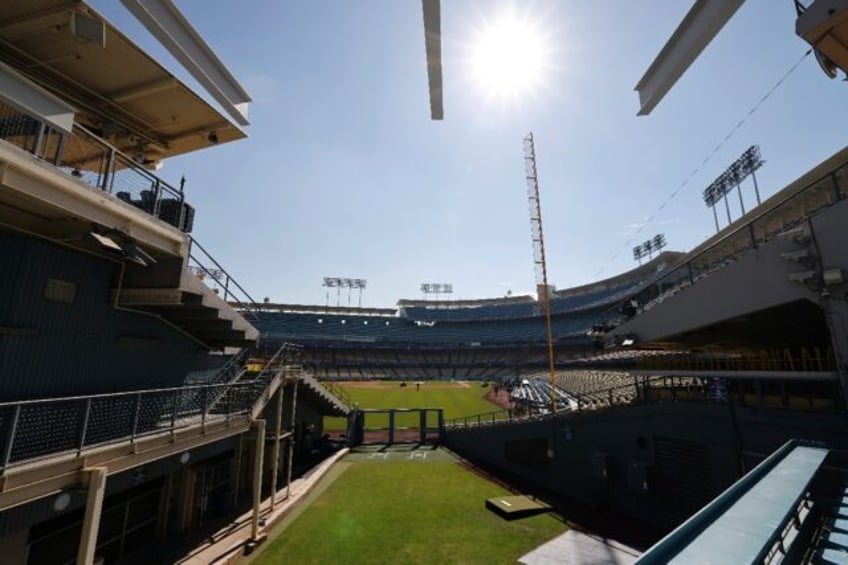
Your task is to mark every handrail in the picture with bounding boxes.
[602,157,846,324]
[186,235,261,319]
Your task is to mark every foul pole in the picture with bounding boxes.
[523,132,557,413]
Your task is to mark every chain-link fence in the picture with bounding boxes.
[0,381,257,472]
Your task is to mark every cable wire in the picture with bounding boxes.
[593,47,813,278]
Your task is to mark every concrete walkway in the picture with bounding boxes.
[174,448,350,565]
[519,529,641,565]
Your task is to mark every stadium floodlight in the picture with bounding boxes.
[323,276,343,307]
[350,278,368,307]
[703,145,765,233]
[420,282,452,302]
[652,233,666,252]
[633,234,667,264]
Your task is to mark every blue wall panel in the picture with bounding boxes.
[0,230,225,400]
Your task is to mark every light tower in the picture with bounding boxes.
[524,132,557,413]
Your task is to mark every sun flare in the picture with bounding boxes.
[468,10,549,102]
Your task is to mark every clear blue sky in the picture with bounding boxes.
[92,1,848,308]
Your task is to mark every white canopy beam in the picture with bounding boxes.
[120,0,251,126]
[634,0,746,116]
[422,0,443,120]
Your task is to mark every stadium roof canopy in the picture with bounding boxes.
[0,0,246,163]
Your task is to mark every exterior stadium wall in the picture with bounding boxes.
[0,230,226,399]
[444,402,848,534]
[611,196,848,345]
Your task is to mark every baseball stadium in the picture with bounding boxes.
[1,1,848,564]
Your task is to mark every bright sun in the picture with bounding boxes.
[468,10,548,102]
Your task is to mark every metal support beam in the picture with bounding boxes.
[251,370,290,420]
[120,0,251,126]
[250,419,266,541]
[635,0,746,115]
[76,467,107,565]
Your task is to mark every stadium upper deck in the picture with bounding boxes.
[254,252,681,350]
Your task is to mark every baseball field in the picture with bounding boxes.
[324,380,505,430]
[249,447,566,564]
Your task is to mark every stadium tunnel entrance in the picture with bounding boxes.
[348,408,444,446]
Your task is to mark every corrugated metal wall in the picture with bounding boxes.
[0,230,225,400]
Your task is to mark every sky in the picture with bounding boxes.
[91,0,848,308]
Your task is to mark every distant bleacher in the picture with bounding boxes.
[254,310,599,347]
[552,370,638,409]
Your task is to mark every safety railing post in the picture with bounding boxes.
[152,179,162,217]
[102,147,115,193]
[201,386,208,431]
[131,392,141,442]
[170,390,179,436]
[31,122,45,157]
[2,405,21,470]
[78,398,92,456]
[178,184,186,232]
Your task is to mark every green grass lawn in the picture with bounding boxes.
[324,381,501,430]
[251,451,566,564]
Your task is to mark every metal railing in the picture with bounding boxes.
[445,370,841,430]
[445,408,516,428]
[0,381,253,472]
[0,343,303,472]
[186,235,262,320]
[0,100,192,232]
[634,348,836,373]
[319,380,352,407]
[604,156,848,325]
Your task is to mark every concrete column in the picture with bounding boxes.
[232,434,244,508]
[251,419,266,541]
[177,467,197,533]
[286,380,299,499]
[76,467,107,565]
[270,387,285,510]
[155,472,174,538]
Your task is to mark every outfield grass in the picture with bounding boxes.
[325,381,500,430]
[251,452,566,564]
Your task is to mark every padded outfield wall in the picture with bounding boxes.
[444,401,848,535]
